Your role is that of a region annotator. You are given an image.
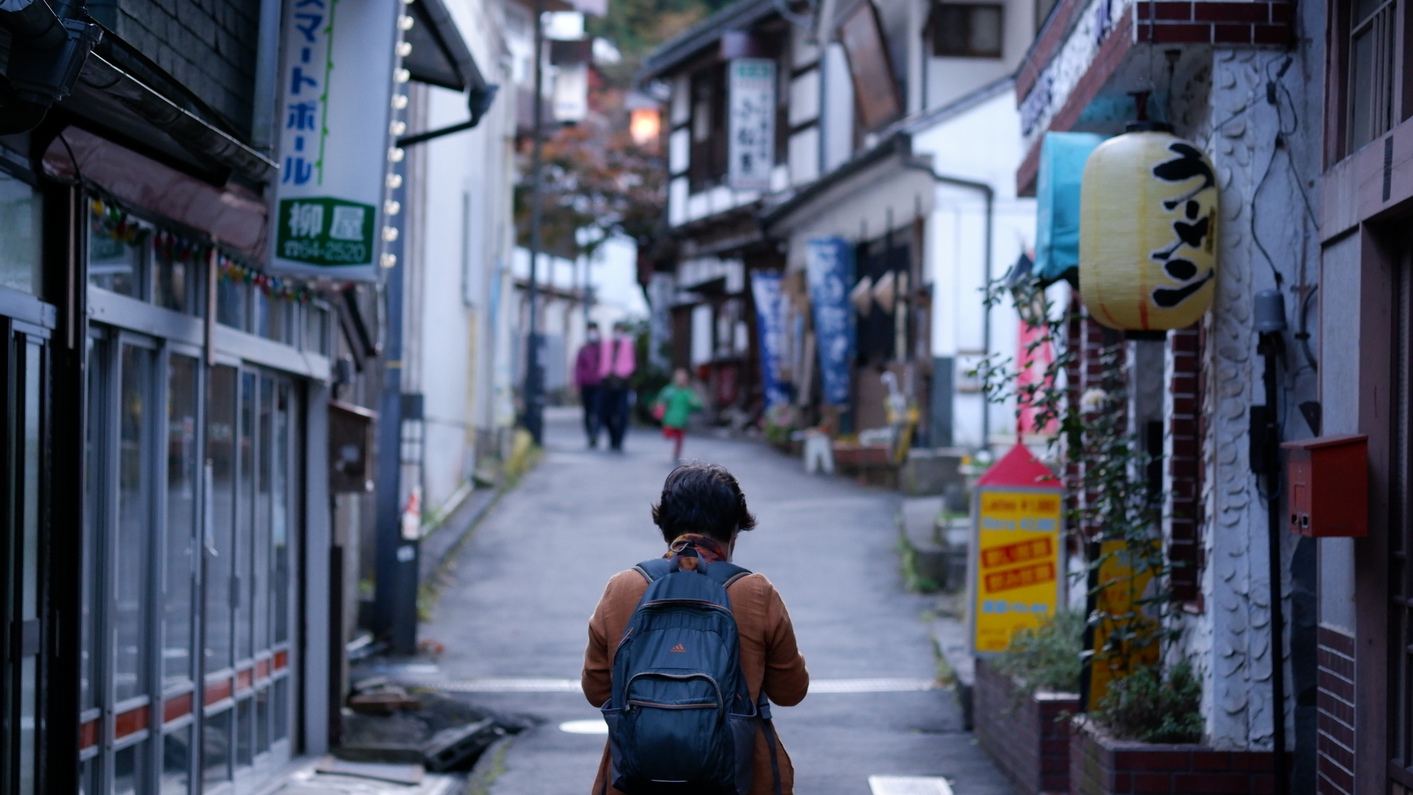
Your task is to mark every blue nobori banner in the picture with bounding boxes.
[806,238,855,407]
[750,271,789,409]
[269,0,404,281]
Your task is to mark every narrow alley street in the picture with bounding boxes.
[405,409,1012,795]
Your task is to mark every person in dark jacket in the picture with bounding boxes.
[598,321,637,451]
[574,322,604,447]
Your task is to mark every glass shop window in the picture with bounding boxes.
[151,233,205,316]
[305,299,332,356]
[929,3,1005,58]
[89,200,150,298]
[0,169,43,296]
[218,269,250,330]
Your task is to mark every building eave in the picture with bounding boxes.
[638,0,779,82]
[760,132,911,231]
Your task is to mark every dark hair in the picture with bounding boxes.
[651,463,757,543]
[587,321,599,329]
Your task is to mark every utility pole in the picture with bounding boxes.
[522,0,546,444]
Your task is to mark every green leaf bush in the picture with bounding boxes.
[1093,660,1203,743]
[991,609,1086,695]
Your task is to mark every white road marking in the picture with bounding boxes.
[810,678,940,693]
[401,676,941,694]
[867,775,954,795]
[558,719,609,735]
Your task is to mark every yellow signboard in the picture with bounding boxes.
[1086,539,1161,710]
[971,489,1064,653]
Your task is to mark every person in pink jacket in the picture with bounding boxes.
[574,322,603,448]
[598,321,636,452]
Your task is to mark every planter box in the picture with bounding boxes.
[1069,717,1277,794]
[974,658,1079,795]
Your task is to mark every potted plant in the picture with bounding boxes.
[977,277,1281,795]
[1070,661,1276,794]
[974,610,1085,795]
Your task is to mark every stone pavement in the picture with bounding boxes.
[410,408,1011,795]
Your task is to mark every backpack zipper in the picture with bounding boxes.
[626,700,716,710]
[639,599,732,613]
[625,671,725,715]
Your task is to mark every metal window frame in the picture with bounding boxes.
[1,316,54,794]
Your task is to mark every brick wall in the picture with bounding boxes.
[1070,719,1278,794]
[1315,627,1355,795]
[1074,314,1125,538]
[1166,327,1204,605]
[975,658,1078,794]
[113,0,261,134]
[1134,0,1294,45]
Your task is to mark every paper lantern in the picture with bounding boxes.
[850,276,874,316]
[872,271,897,313]
[1078,125,1218,331]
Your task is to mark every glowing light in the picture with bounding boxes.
[386,173,403,189]
[383,227,399,242]
[388,147,405,163]
[399,15,414,30]
[392,94,408,110]
[629,108,661,147]
[397,41,413,57]
[395,68,410,83]
[385,200,401,216]
[381,253,397,268]
[390,120,407,136]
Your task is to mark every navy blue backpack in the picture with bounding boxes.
[601,547,780,795]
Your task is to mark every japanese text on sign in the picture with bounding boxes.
[805,238,855,406]
[1147,143,1217,310]
[727,58,775,191]
[270,0,402,280]
[973,488,1064,654]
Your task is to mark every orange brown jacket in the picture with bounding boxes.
[582,567,809,795]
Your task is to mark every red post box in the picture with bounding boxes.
[1280,434,1368,538]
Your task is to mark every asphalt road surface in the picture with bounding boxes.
[415,408,1011,795]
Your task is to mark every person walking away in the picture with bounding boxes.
[653,368,701,461]
[583,463,809,794]
[575,322,604,448]
[598,321,636,452]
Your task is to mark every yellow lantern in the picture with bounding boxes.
[1078,124,1218,331]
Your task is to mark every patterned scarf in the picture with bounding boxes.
[665,533,731,571]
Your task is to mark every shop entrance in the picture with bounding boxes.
[1,316,50,795]
[80,329,302,794]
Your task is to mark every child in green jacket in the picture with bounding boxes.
[653,368,702,461]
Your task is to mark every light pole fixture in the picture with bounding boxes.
[522,0,547,445]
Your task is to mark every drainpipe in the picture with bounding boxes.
[251,0,283,152]
[901,154,995,452]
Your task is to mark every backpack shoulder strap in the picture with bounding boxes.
[634,558,750,588]
[632,558,672,583]
[704,561,751,589]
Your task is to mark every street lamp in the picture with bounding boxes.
[522,0,547,445]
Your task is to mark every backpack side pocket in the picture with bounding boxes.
[726,711,757,795]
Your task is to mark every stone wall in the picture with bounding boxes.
[1174,41,1323,751]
